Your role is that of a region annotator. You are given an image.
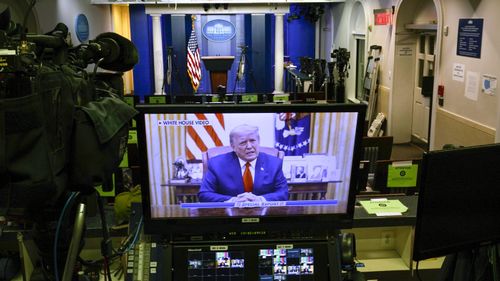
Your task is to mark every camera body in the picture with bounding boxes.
[0,21,138,218]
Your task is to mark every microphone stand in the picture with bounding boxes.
[172,50,187,98]
[161,47,174,102]
[233,46,247,96]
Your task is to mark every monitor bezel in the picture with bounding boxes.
[136,103,366,239]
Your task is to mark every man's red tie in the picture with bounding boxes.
[243,162,253,192]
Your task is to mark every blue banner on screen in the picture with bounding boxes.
[274,113,311,156]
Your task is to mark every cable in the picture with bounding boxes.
[103,257,108,281]
[124,216,143,253]
[415,260,423,281]
[53,192,79,281]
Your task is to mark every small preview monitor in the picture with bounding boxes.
[172,242,330,281]
[413,143,500,261]
[136,103,366,237]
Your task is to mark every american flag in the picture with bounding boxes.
[185,113,228,160]
[187,26,201,92]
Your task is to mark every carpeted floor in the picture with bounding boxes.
[391,143,426,160]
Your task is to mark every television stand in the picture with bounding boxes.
[124,229,369,281]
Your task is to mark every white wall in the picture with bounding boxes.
[329,0,499,147]
[438,0,500,130]
[327,0,396,101]
[34,0,112,45]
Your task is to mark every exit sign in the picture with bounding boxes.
[374,8,392,25]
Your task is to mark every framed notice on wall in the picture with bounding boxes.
[457,18,484,59]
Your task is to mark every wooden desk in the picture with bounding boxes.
[151,201,348,218]
[164,180,336,203]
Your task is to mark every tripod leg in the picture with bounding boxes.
[61,203,86,281]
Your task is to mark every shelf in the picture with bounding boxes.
[358,256,411,272]
[343,223,444,274]
[405,23,438,31]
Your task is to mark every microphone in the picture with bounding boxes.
[238,45,248,53]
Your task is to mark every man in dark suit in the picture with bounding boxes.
[198,124,288,202]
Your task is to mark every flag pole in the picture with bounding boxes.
[187,14,201,95]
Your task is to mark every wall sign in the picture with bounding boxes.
[75,14,89,43]
[202,19,236,42]
[397,45,414,57]
[374,9,392,26]
[457,18,483,59]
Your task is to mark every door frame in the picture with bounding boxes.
[389,0,443,150]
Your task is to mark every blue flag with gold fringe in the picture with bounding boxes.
[274,113,311,156]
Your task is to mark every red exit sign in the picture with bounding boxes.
[374,8,392,25]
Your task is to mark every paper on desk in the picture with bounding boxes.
[359,199,408,215]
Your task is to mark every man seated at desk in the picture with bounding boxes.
[198,124,288,202]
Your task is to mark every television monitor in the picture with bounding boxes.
[136,103,366,239]
[413,143,500,261]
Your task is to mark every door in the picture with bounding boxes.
[411,33,435,143]
[355,37,366,102]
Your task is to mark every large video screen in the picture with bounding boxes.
[137,104,365,236]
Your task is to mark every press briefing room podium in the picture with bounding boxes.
[201,56,234,94]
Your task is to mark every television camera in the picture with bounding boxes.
[331,47,350,102]
[0,6,138,280]
[296,47,350,101]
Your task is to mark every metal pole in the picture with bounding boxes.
[61,203,86,281]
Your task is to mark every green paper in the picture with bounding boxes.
[128,130,138,144]
[123,96,135,107]
[211,96,220,102]
[119,151,128,168]
[387,163,418,188]
[149,96,166,104]
[273,95,289,102]
[242,95,258,103]
[359,199,408,214]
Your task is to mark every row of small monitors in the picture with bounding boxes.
[187,248,314,281]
